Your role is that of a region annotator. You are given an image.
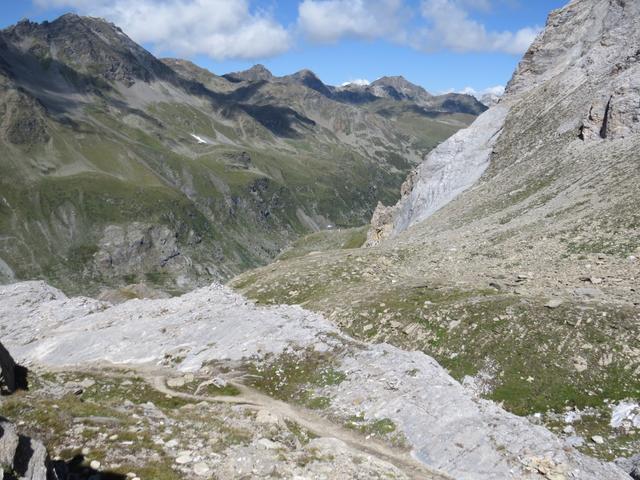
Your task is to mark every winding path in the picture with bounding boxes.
[55,363,452,480]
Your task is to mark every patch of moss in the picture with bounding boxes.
[245,348,346,405]
[345,413,397,437]
[284,420,318,446]
[170,378,241,397]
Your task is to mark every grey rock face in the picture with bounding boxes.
[0,341,16,394]
[580,87,640,141]
[366,105,508,244]
[0,88,49,145]
[94,223,190,280]
[0,420,49,480]
[602,87,640,139]
[368,0,640,241]
[0,258,15,284]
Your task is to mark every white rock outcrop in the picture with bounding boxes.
[367,106,508,245]
[0,281,629,480]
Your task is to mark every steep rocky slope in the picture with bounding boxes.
[370,0,640,240]
[0,281,631,479]
[0,14,476,295]
[231,0,640,461]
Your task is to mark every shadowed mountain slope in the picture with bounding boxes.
[0,14,477,295]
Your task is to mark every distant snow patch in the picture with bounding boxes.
[190,133,209,144]
[341,79,370,87]
[440,85,505,102]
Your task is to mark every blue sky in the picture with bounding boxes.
[1,0,566,95]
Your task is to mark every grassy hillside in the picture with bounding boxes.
[0,15,476,294]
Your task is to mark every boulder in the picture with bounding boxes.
[0,341,16,394]
[0,420,49,480]
[615,454,640,480]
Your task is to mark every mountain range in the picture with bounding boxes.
[0,0,640,479]
[0,13,485,295]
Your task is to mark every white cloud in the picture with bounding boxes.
[298,0,407,43]
[35,0,540,58]
[298,0,539,55]
[341,78,370,86]
[417,0,540,54]
[441,84,505,100]
[34,0,292,60]
[464,85,504,97]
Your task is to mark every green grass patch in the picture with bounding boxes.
[245,348,346,406]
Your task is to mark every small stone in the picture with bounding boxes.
[90,460,101,470]
[545,299,563,309]
[589,277,603,285]
[574,287,602,298]
[566,436,584,447]
[80,378,96,389]
[193,462,210,476]
[563,425,574,434]
[167,377,186,388]
[255,409,280,425]
[572,356,588,373]
[257,438,281,450]
[591,435,604,445]
[211,377,227,388]
[165,439,179,448]
[175,455,192,465]
[81,447,90,455]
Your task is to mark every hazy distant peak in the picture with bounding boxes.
[371,76,433,99]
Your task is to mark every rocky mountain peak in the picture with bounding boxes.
[286,69,332,96]
[369,75,433,105]
[506,0,640,98]
[506,0,640,141]
[372,75,431,97]
[224,64,274,83]
[1,13,173,87]
[290,68,322,83]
